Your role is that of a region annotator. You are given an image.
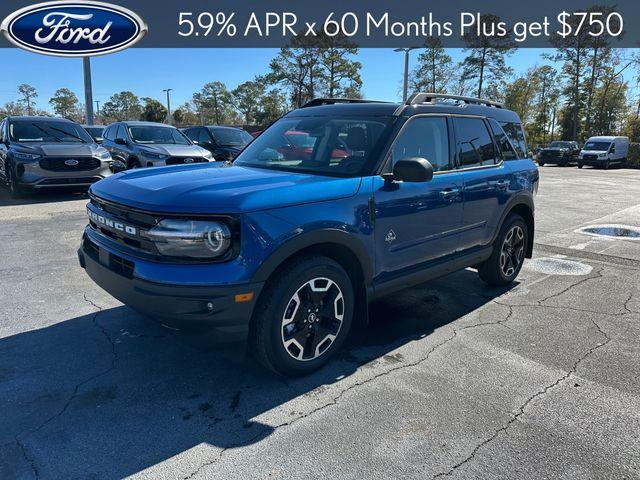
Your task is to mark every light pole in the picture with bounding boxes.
[83,57,95,125]
[163,88,173,125]
[94,100,100,123]
[394,47,419,102]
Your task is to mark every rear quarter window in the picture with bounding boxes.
[500,122,528,159]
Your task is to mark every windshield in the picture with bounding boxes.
[234,116,391,177]
[128,125,191,145]
[9,120,93,143]
[209,127,253,147]
[583,141,612,151]
[549,141,573,148]
[84,126,104,138]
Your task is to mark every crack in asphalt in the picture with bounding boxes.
[432,317,612,479]
[536,267,604,305]
[183,304,517,479]
[5,293,119,477]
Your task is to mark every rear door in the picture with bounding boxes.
[374,115,464,276]
[454,116,510,251]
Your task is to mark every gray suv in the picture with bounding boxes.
[0,116,113,197]
[102,121,213,169]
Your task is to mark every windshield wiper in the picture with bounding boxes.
[31,123,62,142]
[46,125,86,143]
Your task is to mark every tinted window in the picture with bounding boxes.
[198,128,211,144]
[500,122,528,158]
[455,117,497,167]
[488,119,517,161]
[391,117,450,172]
[182,128,198,142]
[9,120,93,143]
[103,125,114,141]
[234,115,391,177]
[128,125,191,145]
[209,127,253,146]
[0,120,5,142]
[583,141,612,151]
[116,125,127,140]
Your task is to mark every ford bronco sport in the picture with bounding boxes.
[78,94,538,376]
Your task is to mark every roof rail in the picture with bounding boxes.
[406,92,504,109]
[301,98,391,108]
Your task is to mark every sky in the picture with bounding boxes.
[1,47,637,112]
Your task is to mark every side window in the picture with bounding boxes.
[116,125,127,140]
[454,117,497,168]
[199,128,211,144]
[391,117,450,172]
[488,119,517,161]
[104,126,114,141]
[182,128,195,141]
[0,120,5,142]
[500,122,528,159]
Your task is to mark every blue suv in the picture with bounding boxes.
[78,94,538,376]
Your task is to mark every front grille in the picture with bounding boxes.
[40,177,101,185]
[165,157,208,166]
[541,151,561,158]
[583,154,598,162]
[83,236,134,278]
[39,157,100,171]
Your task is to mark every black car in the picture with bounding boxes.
[82,125,105,144]
[182,126,253,162]
[537,141,580,166]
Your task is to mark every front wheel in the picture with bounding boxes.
[478,215,528,287]
[538,161,545,167]
[6,165,24,198]
[577,163,584,169]
[250,256,354,376]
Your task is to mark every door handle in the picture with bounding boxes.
[496,180,509,190]
[439,188,460,200]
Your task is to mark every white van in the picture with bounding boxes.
[578,136,629,169]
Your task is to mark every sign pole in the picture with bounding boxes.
[83,57,95,125]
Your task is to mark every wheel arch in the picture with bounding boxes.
[495,195,535,258]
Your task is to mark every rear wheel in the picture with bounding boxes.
[250,255,354,376]
[478,214,528,287]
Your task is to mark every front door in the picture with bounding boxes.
[374,116,464,277]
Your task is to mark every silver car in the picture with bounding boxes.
[101,121,213,169]
[0,116,113,197]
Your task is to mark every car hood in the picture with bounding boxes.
[13,142,101,156]
[541,147,568,152]
[90,164,363,214]
[581,150,608,155]
[136,144,209,157]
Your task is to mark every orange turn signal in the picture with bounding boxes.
[235,292,254,303]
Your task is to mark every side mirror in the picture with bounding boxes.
[385,157,434,183]
[95,137,103,144]
[115,137,127,145]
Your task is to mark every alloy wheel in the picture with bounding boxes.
[281,277,345,361]
[500,225,525,277]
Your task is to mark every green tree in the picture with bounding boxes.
[101,91,142,121]
[192,81,234,125]
[460,14,516,99]
[232,80,265,124]
[410,38,453,94]
[140,97,167,122]
[0,101,24,117]
[173,102,200,125]
[254,89,288,127]
[49,88,80,120]
[317,34,362,98]
[17,84,38,116]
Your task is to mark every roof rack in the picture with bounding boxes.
[406,92,504,109]
[301,98,391,108]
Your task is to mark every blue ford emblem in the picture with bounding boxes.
[65,159,79,166]
[184,158,194,164]
[1,1,147,57]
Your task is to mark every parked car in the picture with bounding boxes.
[182,125,253,162]
[537,140,580,166]
[0,116,113,197]
[102,121,213,169]
[277,130,350,161]
[82,125,105,144]
[78,94,538,376]
[578,136,629,169]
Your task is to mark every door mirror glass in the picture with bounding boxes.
[390,157,434,182]
[115,137,127,145]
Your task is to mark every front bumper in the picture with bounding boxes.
[15,157,112,188]
[78,232,264,341]
[579,156,609,166]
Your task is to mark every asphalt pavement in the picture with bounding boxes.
[1,165,639,479]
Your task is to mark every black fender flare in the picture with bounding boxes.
[251,228,374,285]
[491,193,535,257]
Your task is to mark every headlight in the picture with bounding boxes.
[13,151,41,161]
[144,219,232,259]
[203,151,213,160]
[96,150,111,160]
[141,150,169,160]
[598,153,606,158]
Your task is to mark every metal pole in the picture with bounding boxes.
[83,57,94,125]
[163,88,173,125]
[95,100,100,123]
[403,50,410,102]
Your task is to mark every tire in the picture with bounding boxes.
[127,157,142,169]
[478,214,528,287]
[577,163,583,169]
[6,165,25,199]
[604,161,610,170]
[250,255,354,376]
[538,162,545,167]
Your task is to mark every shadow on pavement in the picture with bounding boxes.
[0,187,89,207]
[0,269,514,479]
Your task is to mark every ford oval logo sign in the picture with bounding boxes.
[65,159,79,166]
[1,1,147,57]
